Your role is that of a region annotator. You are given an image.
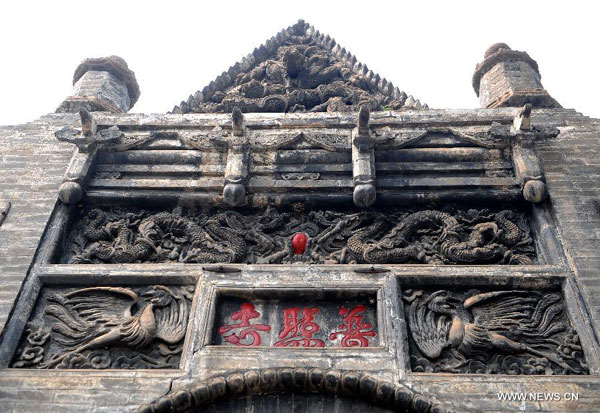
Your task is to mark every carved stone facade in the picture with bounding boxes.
[1,19,600,413]
[12,285,194,370]
[171,20,424,114]
[64,205,536,265]
[403,288,587,375]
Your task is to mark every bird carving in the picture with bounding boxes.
[40,285,188,368]
[403,289,577,373]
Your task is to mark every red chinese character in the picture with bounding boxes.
[329,305,376,347]
[218,302,271,346]
[274,307,325,347]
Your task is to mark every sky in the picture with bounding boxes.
[0,1,599,126]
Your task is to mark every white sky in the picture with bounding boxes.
[1,1,598,126]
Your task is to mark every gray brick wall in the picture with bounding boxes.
[535,110,600,334]
[0,370,175,413]
[0,114,76,332]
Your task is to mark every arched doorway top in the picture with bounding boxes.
[137,367,449,413]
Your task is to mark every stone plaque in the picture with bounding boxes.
[11,285,195,369]
[212,291,378,348]
[402,287,588,375]
[63,204,536,265]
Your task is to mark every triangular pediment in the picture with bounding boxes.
[172,20,425,114]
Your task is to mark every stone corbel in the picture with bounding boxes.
[58,147,97,205]
[511,104,547,203]
[352,106,376,207]
[222,108,249,206]
[55,109,125,204]
[55,109,124,153]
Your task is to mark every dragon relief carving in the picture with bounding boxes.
[11,285,194,369]
[66,205,535,265]
[403,289,588,375]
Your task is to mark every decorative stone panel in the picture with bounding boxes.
[11,284,195,370]
[402,286,588,375]
[60,204,537,265]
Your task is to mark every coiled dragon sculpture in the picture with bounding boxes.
[347,210,531,264]
[68,206,535,265]
[70,209,246,264]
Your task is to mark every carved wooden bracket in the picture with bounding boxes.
[511,104,548,203]
[352,106,376,207]
[217,108,249,206]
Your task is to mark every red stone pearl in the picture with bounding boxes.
[291,233,308,255]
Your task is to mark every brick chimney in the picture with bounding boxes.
[473,43,559,109]
[56,56,140,113]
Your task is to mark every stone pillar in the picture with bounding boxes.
[56,56,140,113]
[472,43,559,109]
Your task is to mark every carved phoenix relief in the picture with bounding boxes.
[12,285,194,369]
[403,289,588,375]
[65,205,535,265]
